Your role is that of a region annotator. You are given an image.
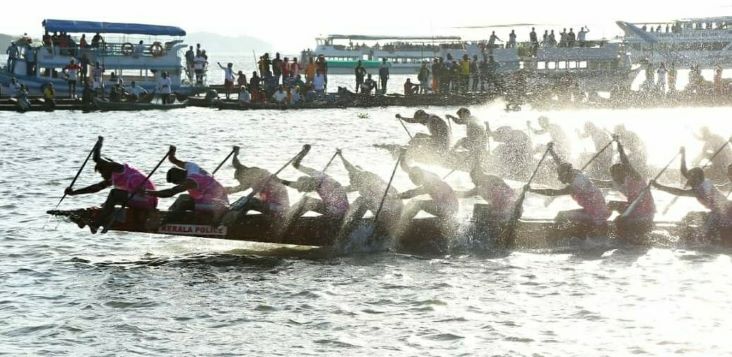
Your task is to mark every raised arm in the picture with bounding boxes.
[147,182,192,198]
[396,113,426,125]
[231,146,245,171]
[446,114,467,126]
[527,185,572,197]
[548,144,562,165]
[679,147,689,179]
[338,150,358,174]
[65,180,110,196]
[167,145,186,168]
[92,136,104,163]
[651,179,695,197]
[398,186,427,199]
[291,144,319,176]
[617,141,641,179]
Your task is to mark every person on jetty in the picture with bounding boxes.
[396,110,451,153]
[313,70,326,99]
[397,152,458,224]
[447,108,486,158]
[592,140,656,229]
[652,147,732,239]
[158,72,173,104]
[63,137,158,233]
[226,147,290,220]
[338,150,403,235]
[63,59,81,99]
[217,62,236,100]
[379,58,390,94]
[276,145,349,223]
[194,52,207,85]
[527,145,610,229]
[355,60,367,93]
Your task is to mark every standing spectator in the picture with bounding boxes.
[249,71,261,92]
[79,54,90,84]
[507,30,517,48]
[559,28,568,47]
[431,58,441,93]
[258,53,271,77]
[578,27,589,47]
[479,57,489,92]
[184,46,194,81]
[355,60,367,93]
[134,40,144,56]
[6,42,19,74]
[91,32,103,48]
[470,55,479,92]
[290,58,301,78]
[24,44,36,76]
[42,31,51,47]
[657,62,668,93]
[281,57,291,85]
[236,71,247,88]
[158,71,172,104]
[714,65,723,96]
[530,27,538,54]
[315,55,329,85]
[304,56,316,84]
[378,58,390,94]
[548,30,557,47]
[79,34,88,49]
[459,54,470,93]
[91,62,105,97]
[568,28,576,47]
[194,52,207,85]
[217,62,236,99]
[64,59,81,98]
[272,53,283,84]
[541,30,549,47]
[418,61,430,94]
[488,31,501,49]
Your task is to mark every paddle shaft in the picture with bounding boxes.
[662,140,731,214]
[501,146,552,244]
[55,141,97,209]
[238,147,309,209]
[581,139,614,171]
[397,117,414,140]
[211,148,237,176]
[371,155,401,234]
[101,152,169,233]
[621,152,680,219]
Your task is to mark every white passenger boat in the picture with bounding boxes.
[0,19,202,97]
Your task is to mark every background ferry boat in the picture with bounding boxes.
[299,34,520,75]
[0,19,200,97]
[617,16,732,68]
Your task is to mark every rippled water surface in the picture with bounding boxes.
[2,96,732,355]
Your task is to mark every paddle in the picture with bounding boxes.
[235,145,311,216]
[55,136,102,209]
[485,121,491,154]
[499,144,553,247]
[620,151,680,219]
[369,153,402,243]
[211,146,239,176]
[100,151,169,234]
[662,138,731,214]
[394,114,414,140]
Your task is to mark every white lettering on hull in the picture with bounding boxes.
[158,224,227,237]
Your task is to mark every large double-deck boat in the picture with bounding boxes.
[0,19,201,97]
[617,16,732,68]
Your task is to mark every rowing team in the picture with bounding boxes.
[63,130,732,242]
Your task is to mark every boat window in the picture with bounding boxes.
[519,61,524,69]
[558,61,566,69]
[537,61,546,70]
[548,62,556,70]
[579,61,587,69]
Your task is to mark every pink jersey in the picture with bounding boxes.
[188,173,229,205]
[315,173,349,218]
[257,180,289,215]
[693,180,728,213]
[478,181,515,217]
[111,164,157,209]
[569,173,610,222]
[423,171,459,216]
[618,176,655,218]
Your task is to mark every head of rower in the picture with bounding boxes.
[609,163,631,185]
[686,167,705,187]
[166,167,188,185]
[457,107,470,120]
[557,162,577,184]
[538,116,550,129]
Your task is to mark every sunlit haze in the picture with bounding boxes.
[1,0,730,52]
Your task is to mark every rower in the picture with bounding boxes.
[577,121,613,179]
[338,150,403,234]
[527,116,571,159]
[593,140,655,228]
[397,152,458,223]
[613,124,647,175]
[693,126,732,182]
[277,145,349,222]
[147,166,229,222]
[63,137,158,233]
[447,107,487,157]
[651,147,732,239]
[458,163,516,223]
[527,145,610,228]
[167,145,209,176]
[226,147,290,219]
[489,126,533,180]
[396,110,451,153]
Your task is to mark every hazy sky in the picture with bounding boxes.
[1,0,729,51]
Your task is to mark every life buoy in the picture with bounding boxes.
[121,42,134,56]
[151,42,164,57]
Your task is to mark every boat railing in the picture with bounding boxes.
[38,40,183,60]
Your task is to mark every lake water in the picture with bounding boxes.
[1,84,732,355]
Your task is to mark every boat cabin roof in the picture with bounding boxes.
[42,19,186,36]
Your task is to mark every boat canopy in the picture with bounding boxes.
[42,19,186,36]
[325,34,461,41]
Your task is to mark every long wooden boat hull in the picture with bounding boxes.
[93,98,188,111]
[47,207,730,255]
